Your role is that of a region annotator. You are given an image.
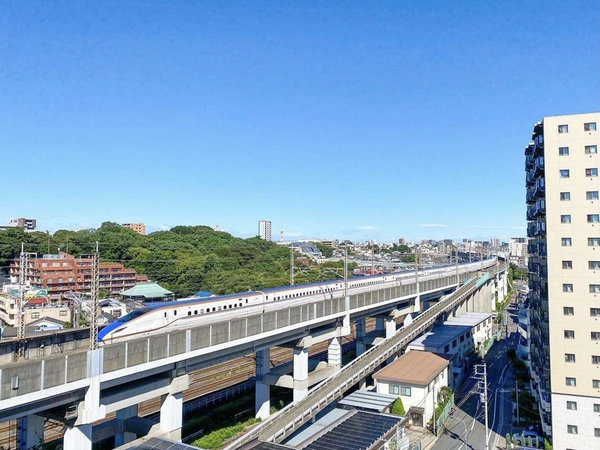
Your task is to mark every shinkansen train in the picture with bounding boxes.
[98,259,497,344]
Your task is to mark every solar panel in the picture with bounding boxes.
[304,411,401,450]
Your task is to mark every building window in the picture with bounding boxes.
[595,404,600,413]
[595,428,600,438]
[561,215,572,223]
[563,284,573,293]
[586,145,598,154]
[589,238,600,247]
[567,425,578,434]
[59,310,67,316]
[587,191,600,200]
[31,312,39,319]
[400,386,412,396]
[566,377,577,386]
[444,344,449,352]
[565,353,576,363]
[452,340,457,348]
[560,169,570,178]
[562,238,572,247]
[389,384,399,395]
[591,308,600,317]
[591,284,600,293]
[584,122,597,131]
[559,147,570,156]
[588,215,600,223]
[565,330,575,339]
[593,355,600,364]
[594,379,600,389]
[592,332,600,341]
[586,168,599,177]
[560,192,571,201]
[558,124,569,133]
[563,260,573,269]
[564,306,574,315]
[590,261,600,270]
[566,401,577,410]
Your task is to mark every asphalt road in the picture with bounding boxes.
[432,300,521,450]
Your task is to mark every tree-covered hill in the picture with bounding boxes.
[0,223,350,296]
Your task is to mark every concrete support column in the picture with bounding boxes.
[115,405,138,447]
[63,424,93,450]
[160,391,183,441]
[385,317,396,339]
[328,336,342,369]
[375,317,385,332]
[17,414,45,450]
[293,346,309,402]
[255,348,271,420]
[356,318,366,356]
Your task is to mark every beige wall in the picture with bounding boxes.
[544,113,600,397]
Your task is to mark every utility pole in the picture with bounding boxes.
[455,246,459,285]
[371,244,375,275]
[475,363,490,450]
[516,379,520,426]
[89,241,100,351]
[290,246,295,286]
[17,244,37,359]
[343,244,348,298]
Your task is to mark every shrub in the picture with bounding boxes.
[391,398,405,416]
[193,418,259,449]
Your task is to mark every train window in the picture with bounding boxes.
[218,306,222,311]
[246,299,249,304]
[212,307,216,312]
[201,309,204,313]
[174,311,177,316]
[164,312,167,318]
[239,303,242,307]
[188,311,191,316]
[194,310,198,315]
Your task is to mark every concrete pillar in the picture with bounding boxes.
[17,414,45,450]
[63,424,93,450]
[160,392,183,441]
[328,336,342,369]
[293,346,309,402]
[255,348,271,420]
[375,317,385,332]
[115,405,137,447]
[356,318,367,356]
[385,318,396,339]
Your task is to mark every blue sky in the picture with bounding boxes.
[1,1,598,242]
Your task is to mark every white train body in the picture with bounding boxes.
[98,259,496,344]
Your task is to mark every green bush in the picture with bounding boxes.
[193,418,259,449]
[391,398,405,416]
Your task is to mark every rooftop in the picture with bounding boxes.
[120,282,173,299]
[338,390,399,413]
[407,324,471,350]
[373,351,449,386]
[444,312,493,328]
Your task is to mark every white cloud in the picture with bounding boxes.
[419,223,446,228]
[357,225,379,230]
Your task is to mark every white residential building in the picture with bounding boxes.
[258,220,272,241]
[374,351,449,427]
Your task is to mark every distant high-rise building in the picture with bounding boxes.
[4,217,37,231]
[398,237,406,245]
[490,238,500,248]
[525,112,600,447]
[258,220,272,241]
[122,223,146,235]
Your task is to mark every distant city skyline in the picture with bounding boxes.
[1,2,597,243]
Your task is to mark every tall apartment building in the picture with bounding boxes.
[122,222,146,235]
[9,252,149,301]
[526,112,600,449]
[258,220,272,241]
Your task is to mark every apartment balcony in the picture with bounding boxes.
[525,142,534,156]
[526,170,537,186]
[526,187,536,204]
[533,178,545,198]
[533,142,544,158]
[525,154,534,170]
[533,156,545,174]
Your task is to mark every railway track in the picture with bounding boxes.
[0,319,374,447]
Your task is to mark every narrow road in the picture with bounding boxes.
[432,298,520,450]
